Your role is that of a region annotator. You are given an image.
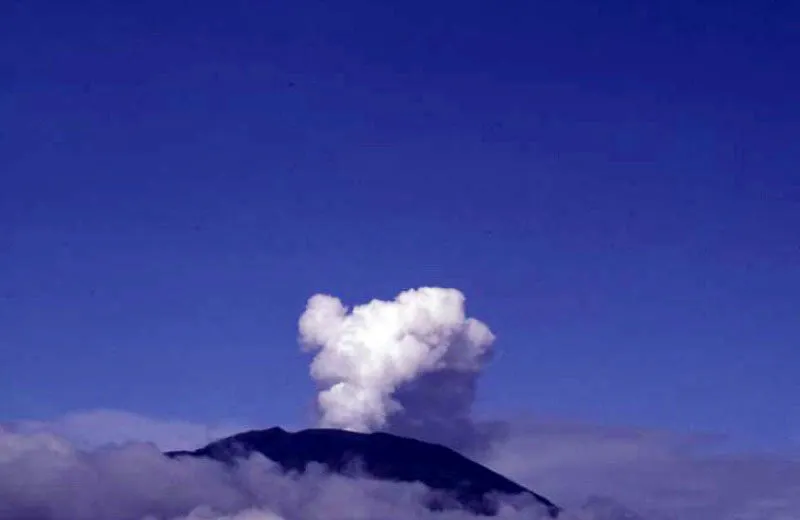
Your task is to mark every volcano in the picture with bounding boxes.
[166,427,560,517]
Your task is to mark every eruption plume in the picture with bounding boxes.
[298,287,496,450]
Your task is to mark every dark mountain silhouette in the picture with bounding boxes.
[166,427,561,517]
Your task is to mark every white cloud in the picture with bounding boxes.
[0,427,552,520]
[5,409,248,451]
[3,410,800,519]
[480,419,800,520]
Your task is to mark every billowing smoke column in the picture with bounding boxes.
[298,287,496,450]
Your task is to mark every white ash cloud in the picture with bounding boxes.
[298,287,495,449]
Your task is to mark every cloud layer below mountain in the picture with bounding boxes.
[482,419,800,520]
[0,422,550,520]
[3,410,800,520]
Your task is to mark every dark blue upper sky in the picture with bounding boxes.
[1,0,798,451]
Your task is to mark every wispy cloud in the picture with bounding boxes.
[6,409,248,451]
[481,419,800,520]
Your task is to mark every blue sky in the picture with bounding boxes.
[1,0,798,452]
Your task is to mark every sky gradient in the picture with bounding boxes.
[2,0,799,452]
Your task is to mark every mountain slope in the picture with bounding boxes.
[166,427,560,517]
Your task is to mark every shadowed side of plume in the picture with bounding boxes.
[166,427,561,518]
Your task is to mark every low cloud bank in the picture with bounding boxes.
[0,426,551,520]
[482,420,800,520]
[4,412,800,519]
[8,409,247,452]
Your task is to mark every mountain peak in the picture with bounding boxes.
[166,427,560,518]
